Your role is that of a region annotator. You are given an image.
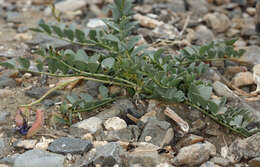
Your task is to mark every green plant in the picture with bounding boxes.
[2,0,259,136]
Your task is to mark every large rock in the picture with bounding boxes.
[48,137,92,154]
[171,142,216,166]
[139,118,173,147]
[70,117,103,136]
[204,13,231,33]
[14,149,65,167]
[228,133,260,162]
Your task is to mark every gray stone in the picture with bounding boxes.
[210,157,231,166]
[70,117,103,136]
[172,142,216,166]
[96,99,136,121]
[87,18,106,29]
[48,137,92,154]
[200,161,215,167]
[14,149,65,167]
[0,112,10,125]
[25,87,59,99]
[93,142,122,166]
[238,46,260,65]
[0,138,11,159]
[84,81,101,97]
[212,81,238,99]
[0,76,16,89]
[121,143,168,167]
[186,0,208,16]
[169,0,186,13]
[194,25,215,45]
[138,118,172,147]
[5,11,19,23]
[249,157,260,167]
[101,125,141,142]
[228,133,260,162]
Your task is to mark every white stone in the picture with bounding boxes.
[71,117,103,134]
[15,140,37,149]
[87,18,106,29]
[104,117,127,131]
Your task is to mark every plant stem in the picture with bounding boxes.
[184,100,249,137]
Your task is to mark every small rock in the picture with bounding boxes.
[101,125,140,142]
[48,137,92,154]
[204,13,231,33]
[210,157,231,166]
[231,72,254,87]
[228,133,260,162]
[0,89,13,98]
[87,18,106,29]
[5,11,20,23]
[0,138,11,158]
[253,64,260,93]
[104,117,127,131]
[152,24,178,40]
[186,0,208,16]
[14,140,37,149]
[121,142,168,167]
[139,118,173,147]
[194,25,215,45]
[248,157,260,167]
[175,134,205,151]
[14,149,65,167]
[247,7,256,16]
[35,137,54,150]
[168,0,186,13]
[70,117,103,136]
[238,46,260,65]
[200,161,215,167]
[93,142,122,166]
[134,13,163,29]
[212,81,237,99]
[0,76,16,89]
[54,0,87,13]
[172,142,216,166]
[0,112,10,125]
[81,133,94,142]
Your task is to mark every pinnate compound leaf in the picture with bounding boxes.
[18,57,30,70]
[64,29,74,41]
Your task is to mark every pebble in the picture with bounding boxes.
[138,118,173,147]
[48,137,92,154]
[134,13,163,29]
[0,112,10,125]
[231,72,254,87]
[204,12,231,33]
[14,139,37,149]
[172,141,216,166]
[70,117,103,136]
[104,117,127,131]
[0,76,16,89]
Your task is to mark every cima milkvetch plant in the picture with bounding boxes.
[1,0,259,137]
